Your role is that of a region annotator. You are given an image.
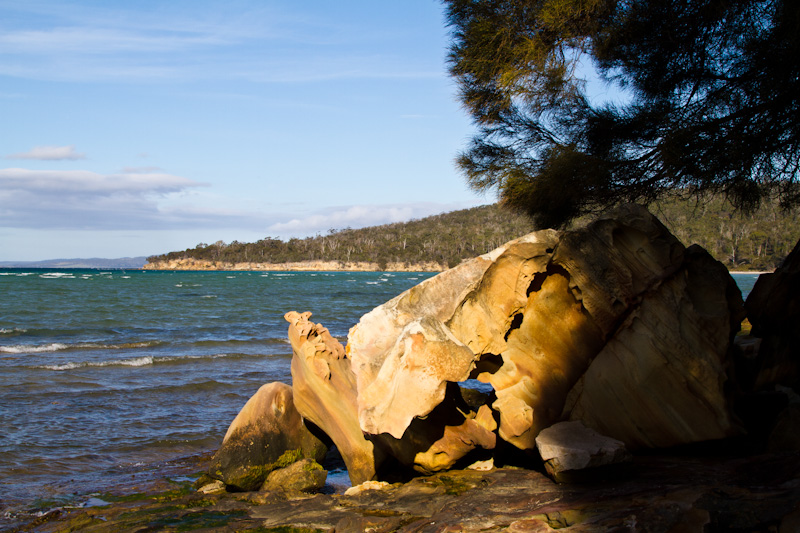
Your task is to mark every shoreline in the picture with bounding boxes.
[142,258,447,272]
[12,448,800,532]
[143,259,770,274]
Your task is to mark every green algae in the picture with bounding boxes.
[241,526,325,533]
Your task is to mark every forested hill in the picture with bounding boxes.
[146,199,799,272]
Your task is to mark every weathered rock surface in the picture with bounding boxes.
[207,382,327,491]
[564,244,745,449]
[285,310,385,485]
[746,238,800,389]
[535,421,630,482]
[344,204,744,469]
[30,451,800,533]
[260,458,327,493]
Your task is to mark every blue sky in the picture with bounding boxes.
[0,0,490,261]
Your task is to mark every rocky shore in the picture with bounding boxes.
[17,204,799,532]
[14,447,800,532]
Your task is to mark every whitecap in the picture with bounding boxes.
[0,327,27,335]
[0,343,69,354]
[0,340,158,354]
[39,273,75,279]
[40,356,154,371]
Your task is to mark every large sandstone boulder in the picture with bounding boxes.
[345,204,744,464]
[208,382,327,491]
[745,238,800,390]
[285,311,385,485]
[563,244,745,448]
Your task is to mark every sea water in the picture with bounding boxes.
[0,269,760,526]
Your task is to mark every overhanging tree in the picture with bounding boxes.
[445,0,800,228]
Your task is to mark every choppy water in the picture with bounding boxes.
[0,269,435,527]
[0,269,760,527]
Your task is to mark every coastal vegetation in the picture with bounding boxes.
[146,198,799,271]
[444,0,800,228]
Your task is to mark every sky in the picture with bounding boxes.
[0,0,492,261]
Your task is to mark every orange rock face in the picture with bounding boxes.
[345,204,743,460]
[279,205,745,481]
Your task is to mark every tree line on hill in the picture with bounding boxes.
[147,199,799,272]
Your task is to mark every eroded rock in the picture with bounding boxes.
[345,204,744,459]
[285,311,384,485]
[563,245,745,448]
[208,382,327,491]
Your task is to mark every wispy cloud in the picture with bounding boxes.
[0,167,215,229]
[0,2,442,83]
[265,202,475,238]
[7,145,86,160]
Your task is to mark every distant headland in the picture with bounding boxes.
[145,200,798,273]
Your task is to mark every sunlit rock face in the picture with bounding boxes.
[285,311,385,484]
[346,204,744,462]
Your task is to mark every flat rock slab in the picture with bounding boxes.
[21,451,800,532]
[535,421,631,482]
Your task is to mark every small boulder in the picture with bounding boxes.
[535,421,630,483]
[344,480,391,496]
[208,382,327,491]
[260,458,327,493]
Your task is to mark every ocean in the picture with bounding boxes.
[0,269,760,527]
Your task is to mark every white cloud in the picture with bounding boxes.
[265,202,479,238]
[7,145,86,160]
[0,168,199,194]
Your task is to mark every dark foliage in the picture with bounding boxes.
[445,0,800,228]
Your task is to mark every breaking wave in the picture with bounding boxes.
[0,341,161,354]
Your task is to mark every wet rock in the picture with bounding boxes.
[22,451,800,533]
[535,421,630,482]
[260,458,327,493]
[196,479,226,494]
[285,311,385,485]
[207,381,327,491]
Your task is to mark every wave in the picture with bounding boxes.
[38,272,75,279]
[41,356,155,370]
[0,327,28,335]
[0,340,161,354]
[35,351,288,371]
